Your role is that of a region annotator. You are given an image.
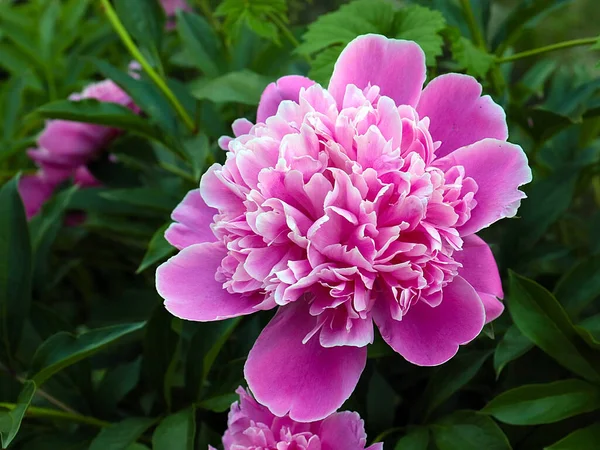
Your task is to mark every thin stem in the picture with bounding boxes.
[496,37,597,63]
[198,0,220,31]
[0,403,110,428]
[459,0,486,50]
[100,0,196,133]
[268,12,300,48]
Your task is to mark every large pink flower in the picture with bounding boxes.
[19,80,136,219]
[157,35,531,421]
[209,387,382,450]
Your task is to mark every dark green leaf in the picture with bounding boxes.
[0,176,32,362]
[367,369,400,430]
[448,28,495,78]
[394,427,430,450]
[39,0,60,63]
[482,379,600,425]
[95,358,142,414]
[100,188,177,212]
[90,417,155,450]
[215,0,288,44]
[152,407,196,450]
[394,5,446,65]
[176,11,222,77]
[0,381,36,449]
[1,76,26,140]
[545,423,600,450]
[36,99,164,143]
[115,0,164,68]
[30,322,145,386]
[554,256,600,317]
[190,71,272,105]
[432,411,511,450]
[137,224,175,274]
[198,393,238,413]
[508,272,600,382]
[493,325,533,377]
[420,350,491,419]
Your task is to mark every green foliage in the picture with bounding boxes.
[1,0,600,449]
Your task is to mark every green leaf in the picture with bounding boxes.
[420,350,492,419]
[152,407,196,450]
[95,358,142,414]
[100,188,177,212]
[190,71,272,105]
[0,175,32,362]
[554,256,600,317]
[1,76,26,140]
[482,379,600,425]
[432,411,511,450]
[307,46,343,86]
[30,322,145,386]
[142,307,179,407]
[394,427,430,450]
[215,0,288,44]
[578,314,600,347]
[394,5,446,65]
[183,133,210,182]
[0,381,36,448]
[176,11,222,77]
[448,29,495,78]
[197,393,238,413]
[545,423,600,450]
[493,325,533,377]
[367,369,400,430]
[508,272,600,382]
[36,99,164,143]
[137,224,175,274]
[115,0,165,68]
[186,318,242,400]
[39,0,60,63]
[90,417,155,450]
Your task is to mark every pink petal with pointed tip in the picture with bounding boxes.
[165,189,217,249]
[245,301,367,422]
[329,34,426,107]
[455,234,504,323]
[417,73,508,158]
[374,276,486,366]
[156,242,262,321]
[434,138,532,236]
[257,75,315,123]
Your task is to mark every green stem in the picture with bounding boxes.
[198,0,220,31]
[100,0,196,133]
[496,37,598,63]
[267,12,300,48]
[0,403,110,428]
[459,0,486,50]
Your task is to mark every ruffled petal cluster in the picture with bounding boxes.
[157,34,532,421]
[209,387,382,450]
[19,80,137,219]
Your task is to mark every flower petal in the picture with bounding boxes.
[245,301,367,422]
[319,411,369,450]
[434,138,532,236]
[18,174,55,219]
[257,75,315,123]
[374,276,485,366]
[417,73,508,158]
[455,235,504,323]
[328,34,426,107]
[165,189,217,250]
[156,242,261,321]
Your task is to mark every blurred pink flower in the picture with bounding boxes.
[160,0,191,29]
[157,34,531,421]
[209,387,382,450]
[19,80,136,219]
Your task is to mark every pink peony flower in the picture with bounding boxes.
[160,0,191,29]
[156,34,532,421]
[209,387,382,450]
[19,80,136,219]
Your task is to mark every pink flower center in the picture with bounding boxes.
[204,83,478,342]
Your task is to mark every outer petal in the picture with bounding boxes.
[18,174,55,219]
[454,235,504,323]
[156,242,262,321]
[245,302,367,422]
[328,34,426,107]
[257,75,315,123]
[165,189,217,250]
[319,411,369,450]
[417,74,508,158]
[434,138,532,236]
[374,276,486,366]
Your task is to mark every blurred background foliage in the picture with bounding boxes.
[1,0,600,449]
